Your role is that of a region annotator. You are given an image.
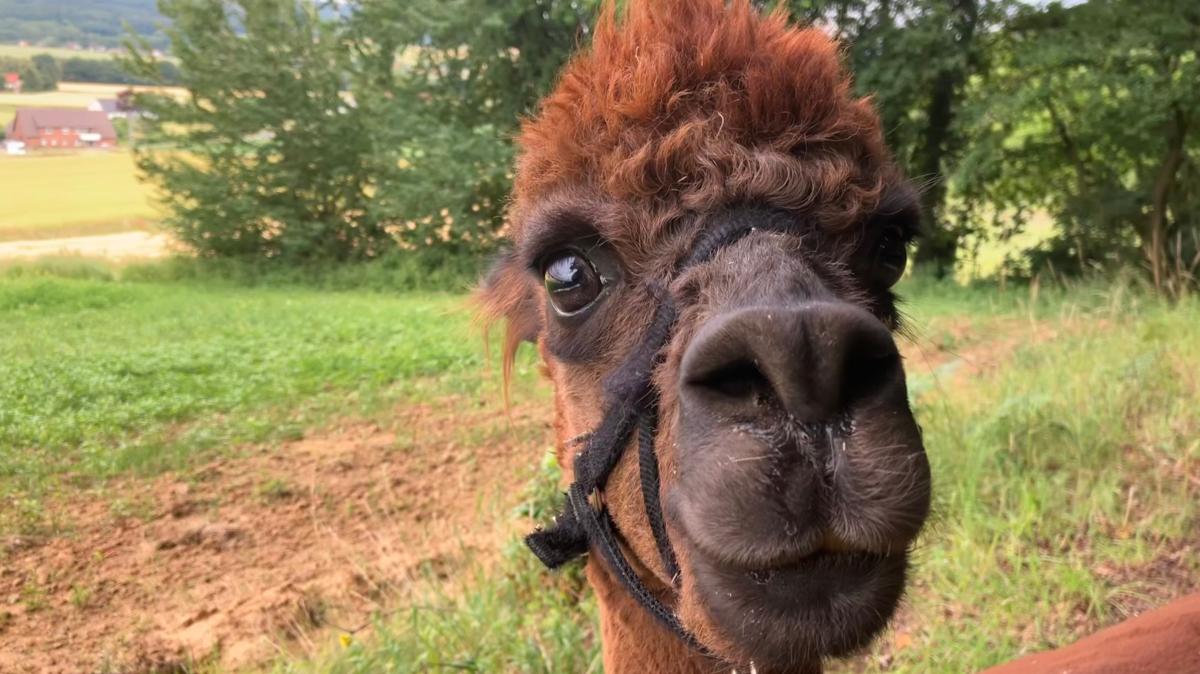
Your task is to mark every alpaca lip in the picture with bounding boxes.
[697,534,896,582]
[690,546,909,663]
[688,533,905,605]
[685,522,887,576]
[740,550,893,585]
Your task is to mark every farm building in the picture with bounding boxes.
[88,90,142,120]
[3,72,21,93]
[4,108,118,151]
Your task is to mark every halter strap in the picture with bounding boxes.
[525,208,801,652]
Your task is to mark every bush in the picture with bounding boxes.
[122,249,489,293]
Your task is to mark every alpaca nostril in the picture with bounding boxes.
[842,345,902,407]
[692,359,772,402]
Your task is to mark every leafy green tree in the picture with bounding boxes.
[956,0,1199,294]
[124,0,399,260]
[123,0,593,260]
[62,56,181,85]
[30,54,62,90]
[346,0,598,253]
[787,0,1014,277]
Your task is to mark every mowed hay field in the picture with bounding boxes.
[0,81,184,241]
[0,263,1196,673]
[0,151,158,241]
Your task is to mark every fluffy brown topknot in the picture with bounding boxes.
[512,0,892,235]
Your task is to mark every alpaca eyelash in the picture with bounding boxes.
[519,213,605,273]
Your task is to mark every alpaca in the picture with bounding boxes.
[482,2,930,672]
[981,592,1200,674]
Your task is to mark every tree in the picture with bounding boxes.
[62,56,181,85]
[30,54,62,90]
[0,0,167,49]
[346,0,598,253]
[955,0,1199,294]
[122,0,594,260]
[786,0,1013,277]
[124,0,400,260]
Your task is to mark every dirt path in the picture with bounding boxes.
[0,231,175,260]
[0,400,552,674]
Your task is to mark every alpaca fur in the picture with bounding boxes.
[981,592,1200,674]
[482,2,914,672]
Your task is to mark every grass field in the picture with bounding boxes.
[0,262,1195,672]
[0,266,535,512]
[0,44,122,61]
[0,151,158,241]
[0,81,181,243]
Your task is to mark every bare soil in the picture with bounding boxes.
[0,399,552,674]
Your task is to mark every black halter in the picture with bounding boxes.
[525,208,803,653]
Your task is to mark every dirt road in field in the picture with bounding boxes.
[0,231,174,260]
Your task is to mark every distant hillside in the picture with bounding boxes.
[0,0,167,50]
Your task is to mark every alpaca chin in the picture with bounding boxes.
[689,547,909,669]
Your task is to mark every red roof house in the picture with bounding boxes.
[3,72,21,93]
[4,108,118,150]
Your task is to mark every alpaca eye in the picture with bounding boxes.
[874,227,907,288]
[543,250,604,315]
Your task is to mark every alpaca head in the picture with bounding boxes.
[483,1,931,670]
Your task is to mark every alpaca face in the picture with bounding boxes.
[482,2,930,671]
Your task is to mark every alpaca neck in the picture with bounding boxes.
[587,559,714,674]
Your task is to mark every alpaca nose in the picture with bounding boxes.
[680,302,902,422]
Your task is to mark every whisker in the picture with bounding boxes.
[729,454,774,463]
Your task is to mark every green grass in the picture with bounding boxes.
[0,44,122,61]
[856,293,1199,671]
[0,151,158,241]
[0,265,539,520]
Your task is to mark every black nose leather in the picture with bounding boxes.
[680,302,902,422]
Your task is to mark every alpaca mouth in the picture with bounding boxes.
[737,549,903,603]
[688,543,909,666]
[697,544,906,611]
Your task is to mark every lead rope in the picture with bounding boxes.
[525,208,800,655]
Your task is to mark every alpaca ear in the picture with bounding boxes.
[477,249,543,387]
